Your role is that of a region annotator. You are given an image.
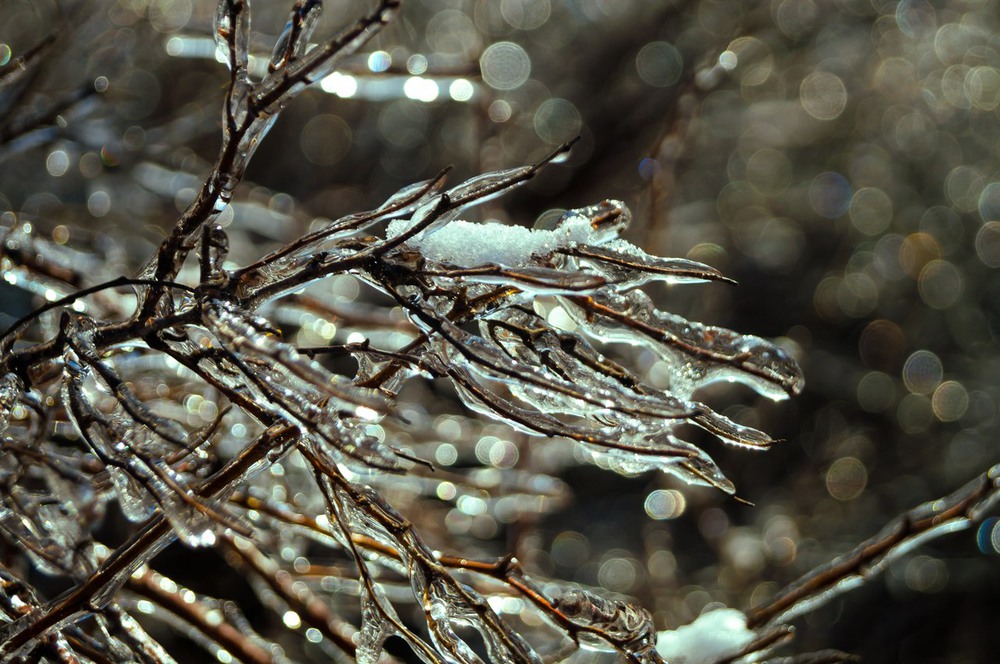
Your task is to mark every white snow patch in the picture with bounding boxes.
[655,608,754,664]
[386,216,594,267]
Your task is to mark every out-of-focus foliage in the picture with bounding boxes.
[1,0,999,662]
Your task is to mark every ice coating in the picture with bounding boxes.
[269,0,323,73]
[557,290,805,401]
[0,372,23,435]
[655,608,754,664]
[379,212,796,493]
[213,0,250,74]
[386,215,595,267]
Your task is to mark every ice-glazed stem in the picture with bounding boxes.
[0,425,298,658]
[747,464,1000,628]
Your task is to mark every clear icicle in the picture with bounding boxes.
[213,0,250,74]
[439,322,693,421]
[257,173,446,273]
[431,265,607,296]
[559,290,804,400]
[567,241,732,286]
[356,585,405,664]
[424,601,488,664]
[223,75,252,135]
[62,359,157,522]
[269,0,323,73]
[231,114,279,187]
[445,165,537,208]
[0,506,63,577]
[107,465,157,522]
[376,174,447,216]
[253,0,401,113]
[692,406,775,449]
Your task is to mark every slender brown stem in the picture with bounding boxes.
[747,464,1000,628]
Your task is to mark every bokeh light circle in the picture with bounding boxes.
[480,42,531,90]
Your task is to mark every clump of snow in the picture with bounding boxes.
[655,608,754,664]
[386,216,595,267]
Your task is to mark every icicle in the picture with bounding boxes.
[203,298,388,415]
[559,290,804,400]
[356,586,401,664]
[446,165,538,208]
[213,0,250,74]
[424,599,488,664]
[202,223,230,284]
[69,313,192,449]
[231,114,279,187]
[330,487,408,575]
[376,175,447,216]
[62,358,156,521]
[0,506,66,576]
[129,457,220,547]
[253,0,401,114]
[222,75,252,136]
[567,241,732,287]
[108,466,158,522]
[692,406,775,449]
[442,323,694,422]
[408,558,542,664]
[104,608,179,664]
[430,265,607,296]
[284,173,446,254]
[269,0,323,73]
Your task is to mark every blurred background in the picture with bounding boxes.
[2,0,1000,661]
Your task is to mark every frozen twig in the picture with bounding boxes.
[747,464,1000,629]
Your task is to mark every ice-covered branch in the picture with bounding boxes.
[748,463,1000,629]
[0,1,824,661]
